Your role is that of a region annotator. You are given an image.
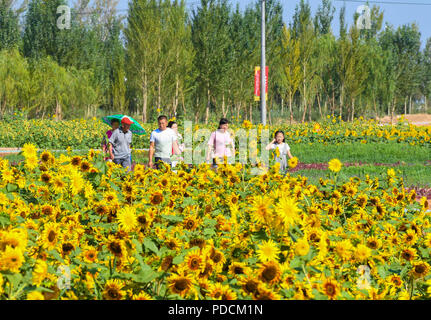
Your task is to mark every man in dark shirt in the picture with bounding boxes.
[109,116,133,171]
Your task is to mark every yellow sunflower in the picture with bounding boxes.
[256,239,280,262]
[321,278,340,300]
[40,222,61,251]
[103,279,125,300]
[183,249,205,273]
[258,261,282,285]
[117,206,138,232]
[249,195,273,225]
[274,197,300,229]
[167,272,194,298]
[328,158,342,173]
[0,246,24,273]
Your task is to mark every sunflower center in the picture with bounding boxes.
[48,231,56,242]
[325,283,336,295]
[190,258,200,269]
[62,243,74,253]
[368,241,377,249]
[262,266,277,282]
[211,252,222,263]
[234,266,244,274]
[137,216,147,225]
[186,220,195,229]
[174,279,189,292]
[166,241,176,250]
[109,242,122,255]
[107,288,120,299]
[415,265,425,274]
[161,256,173,271]
[245,281,258,293]
[402,251,412,260]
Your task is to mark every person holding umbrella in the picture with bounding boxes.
[108,116,134,171]
[103,114,146,170]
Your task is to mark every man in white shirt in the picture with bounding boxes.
[148,115,180,169]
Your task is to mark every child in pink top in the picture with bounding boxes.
[206,118,235,166]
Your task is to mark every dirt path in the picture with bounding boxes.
[377,113,431,126]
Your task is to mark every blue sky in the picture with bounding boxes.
[114,0,431,46]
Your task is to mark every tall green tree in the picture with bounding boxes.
[0,49,30,117]
[279,26,301,123]
[422,38,431,112]
[23,0,70,61]
[125,0,160,123]
[191,0,232,124]
[314,0,335,35]
[0,0,20,50]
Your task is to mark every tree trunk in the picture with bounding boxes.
[158,73,162,112]
[181,90,186,116]
[222,94,226,118]
[174,77,179,118]
[301,77,307,123]
[55,98,62,121]
[268,107,272,126]
[289,94,293,125]
[270,96,273,124]
[391,97,397,124]
[205,88,210,125]
[339,84,344,120]
[324,100,328,117]
[332,90,335,116]
[404,96,407,116]
[317,93,322,119]
[301,67,307,123]
[425,96,427,113]
[249,103,253,123]
[351,98,355,122]
[142,72,147,123]
[1,98,7,118]
[301,100,307,123]
[409,95,412,114]
[373,97,378,120]
[308,96,312,122]
[281,97,284,115]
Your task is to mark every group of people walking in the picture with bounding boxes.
[102,115,295,173]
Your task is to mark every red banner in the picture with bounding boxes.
[254,66,268,101]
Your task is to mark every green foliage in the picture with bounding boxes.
[0,0,429,122]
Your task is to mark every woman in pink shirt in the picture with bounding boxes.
[206,118,235,167]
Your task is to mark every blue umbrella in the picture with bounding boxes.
[102,114,146,135]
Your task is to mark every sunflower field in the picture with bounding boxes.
[0,142,430,300]
[0,116,430,150]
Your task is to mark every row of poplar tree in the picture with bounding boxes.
[0,0,430,123]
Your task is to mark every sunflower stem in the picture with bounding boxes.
[409,276,414,300]
[302,263,312,287]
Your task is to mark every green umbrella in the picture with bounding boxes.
[102,115,146,135]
